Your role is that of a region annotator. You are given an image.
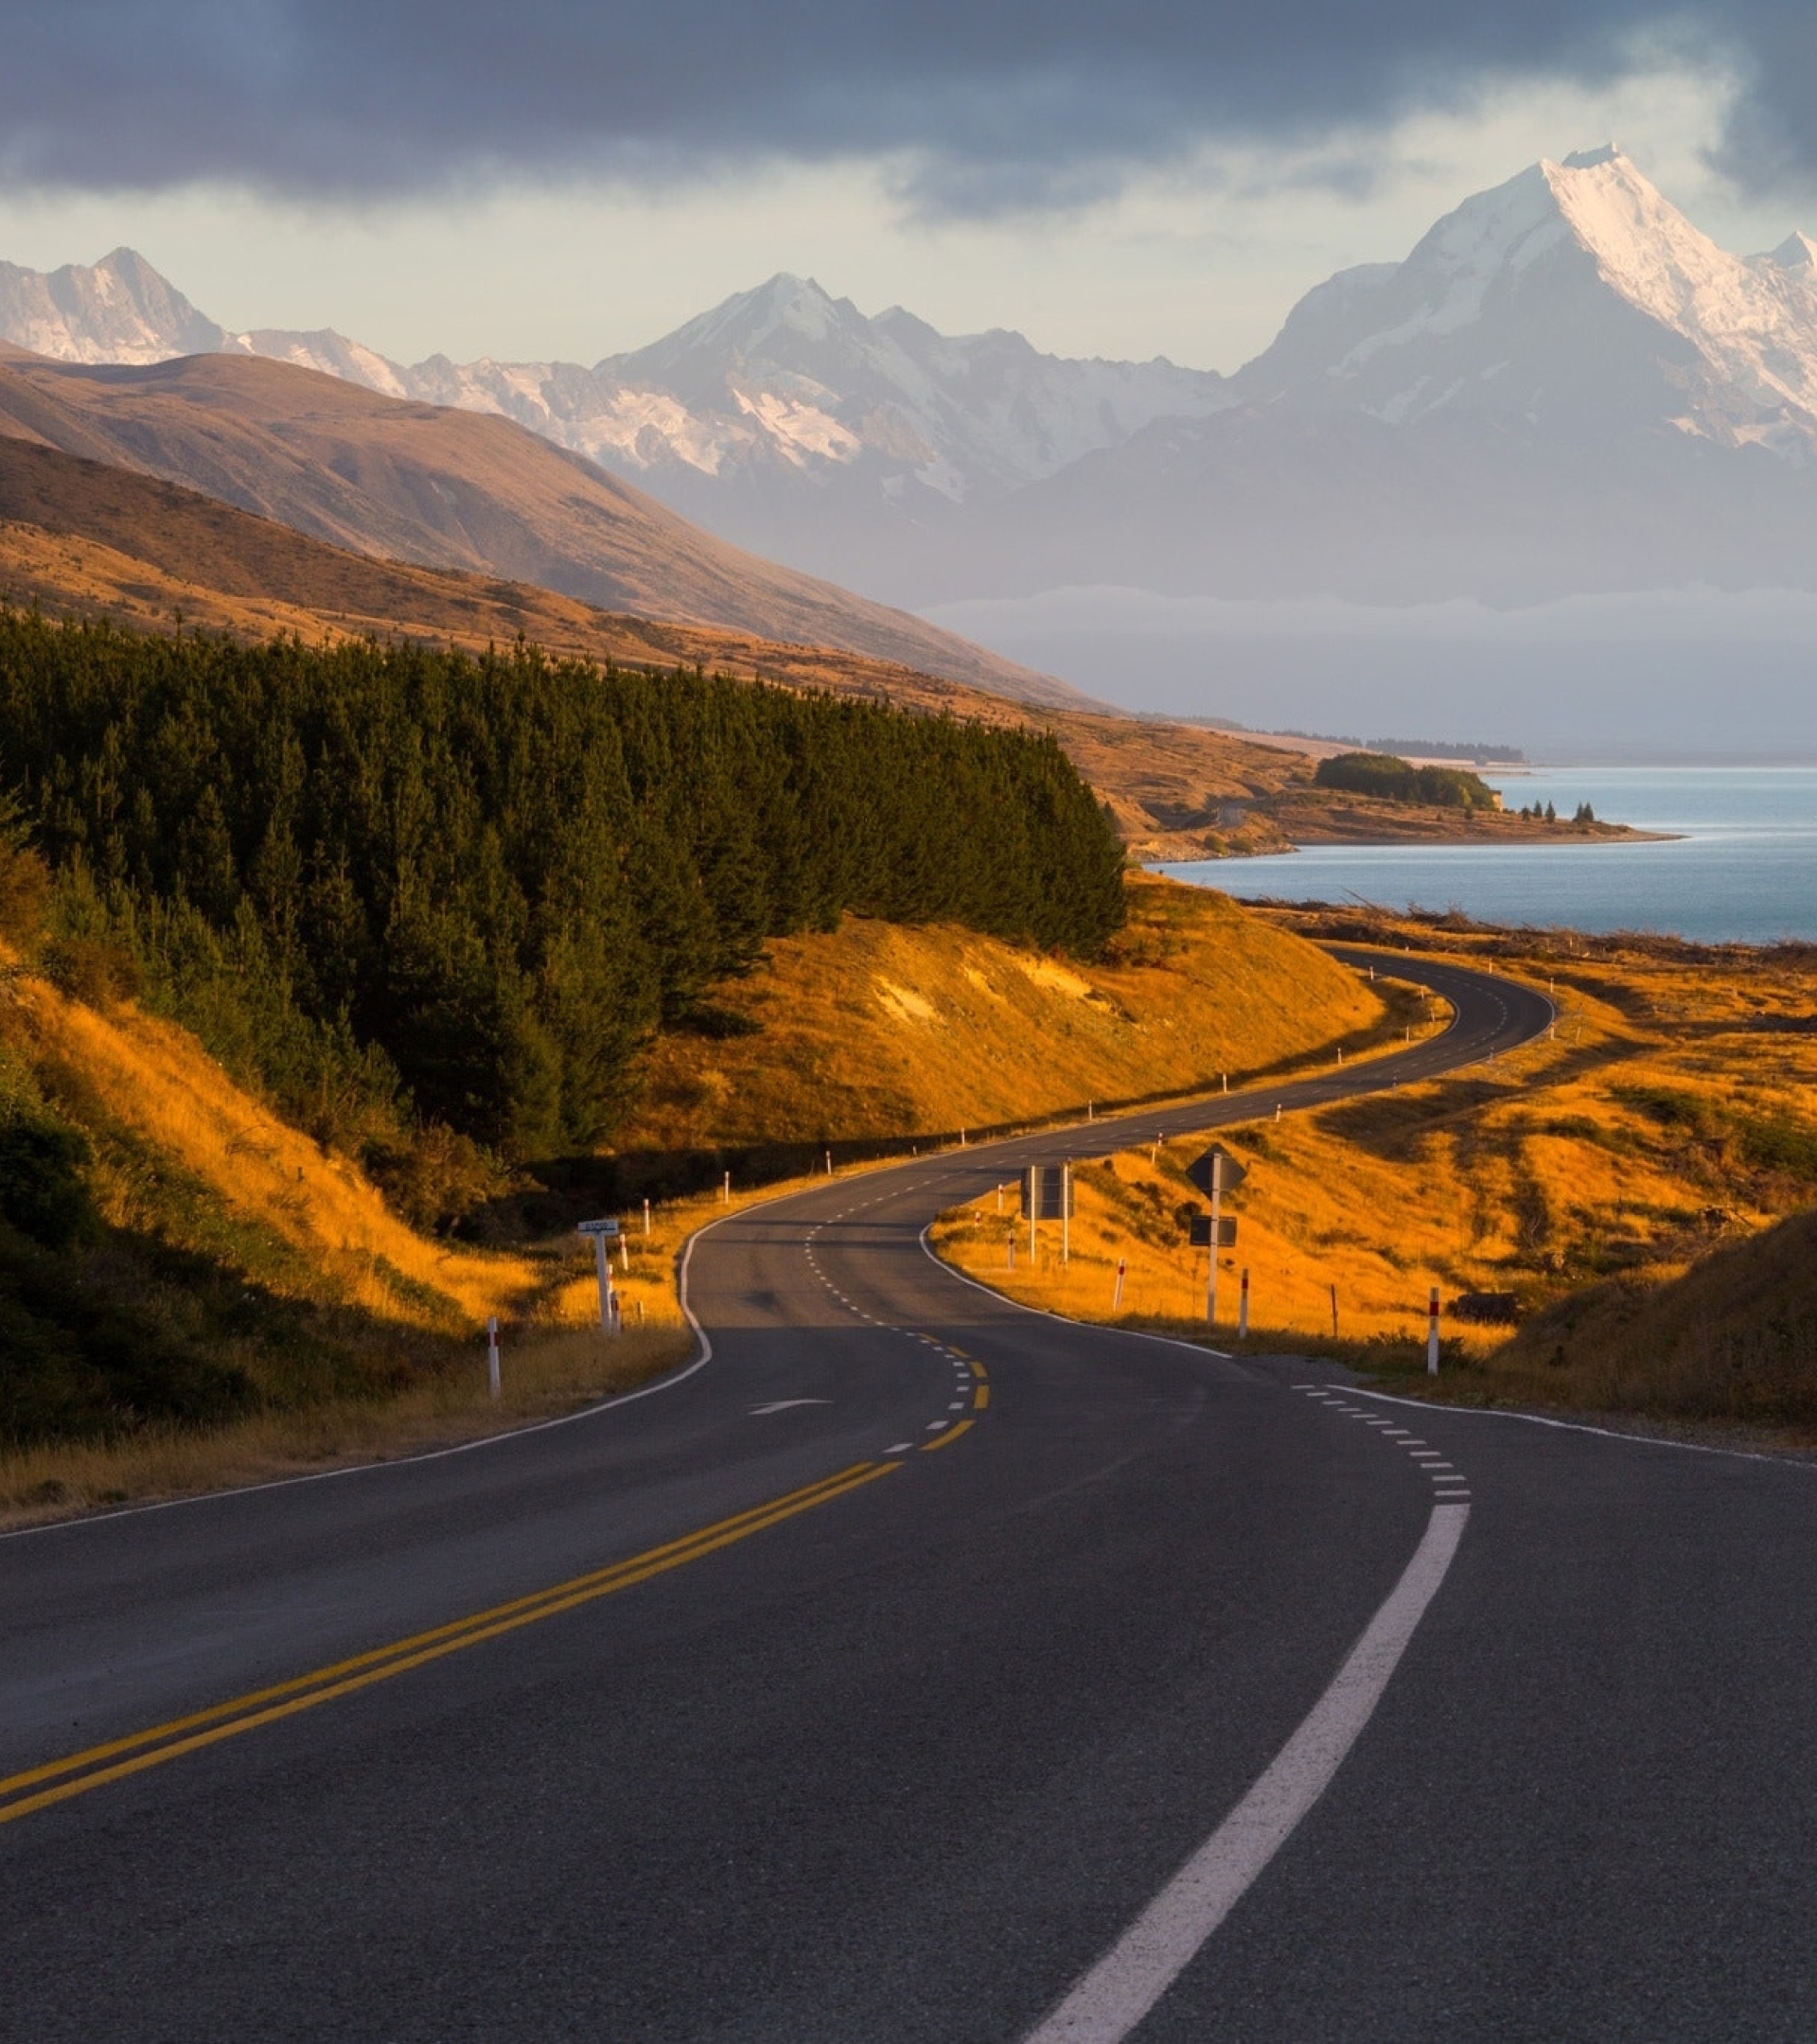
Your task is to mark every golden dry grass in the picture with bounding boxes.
[624,873,1395,1151]
[0,1107,903,1524]
[12,970,540,1328]
[0,1321,693,1528]
[932,916,1817,1428]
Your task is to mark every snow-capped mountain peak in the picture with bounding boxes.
[1237,145,1817,455]
[0,246,224,364]
[1756,231,1817,279]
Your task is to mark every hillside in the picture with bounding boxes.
[931,902,1817,1434]
[620,873,1385,1152]
[0,434,1615,863]
[0,344,1082,707]
[1495,1207,1817,1424]
[13,155,1817,622]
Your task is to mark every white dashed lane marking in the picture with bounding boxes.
[799,1218,988,1454]
[1295,1384,1473,1502]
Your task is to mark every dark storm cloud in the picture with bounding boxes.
[0,3,1803,211]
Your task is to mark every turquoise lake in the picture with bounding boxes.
[1158,766,1817,944]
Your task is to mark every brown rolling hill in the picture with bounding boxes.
[0,431,1609,859]
[0,343,1084,710]
[0,431,1329,855]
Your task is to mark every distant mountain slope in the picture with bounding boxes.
[0,252,1228,590]
[16,151,1817,615]
[0,248,225,364]
[0,432,1331,858]
[1231,147,1817,454]
[0,344,1081,703]
[962,148,1817,604]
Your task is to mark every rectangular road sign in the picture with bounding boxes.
[1020,1165,1073,1221]
[1186,1146,1247,1197]
[576,1218,621,1239]
[1189,1214,1238,1248]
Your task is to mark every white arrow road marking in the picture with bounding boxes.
[1027,1502,1470,2043]
[747,1400,833,1416]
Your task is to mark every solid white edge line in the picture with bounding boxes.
[1025,1501,1470,2044]
[2,1185,766,1543]
[1339,1386,1817,1471]
[916,1225,1235,1364]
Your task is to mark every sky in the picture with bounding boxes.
[2,7,1816,371]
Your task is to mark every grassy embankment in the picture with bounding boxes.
[1,875,1394,1522]
[0,953,696,1526]
[620,872,1402,1154]
[930,905,1817,1440]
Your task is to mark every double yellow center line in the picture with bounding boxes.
[0,1458,893,1830]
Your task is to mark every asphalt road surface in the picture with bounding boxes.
[5,950,1815,2039]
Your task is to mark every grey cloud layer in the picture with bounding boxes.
[0,3,1799,209]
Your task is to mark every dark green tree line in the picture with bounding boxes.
[0,614,1125,1165]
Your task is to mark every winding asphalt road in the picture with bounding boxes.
[5,951,1817,2039]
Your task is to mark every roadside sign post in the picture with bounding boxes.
[1427,1286,1440,1374]
[485,1315,501,1399]
[577,1218,622,1334]
[1020,1164,1074,1269]
[1185,1147,1248,1328]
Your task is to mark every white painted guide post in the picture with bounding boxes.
[1427,1286,1440,1374]
[576,1219,621,1335]
[1238,1267,1249,1340]
[485,1316,501,1400]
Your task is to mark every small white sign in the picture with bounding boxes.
[576,1218,621,1238]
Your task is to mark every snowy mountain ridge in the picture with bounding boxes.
[13,150,1817,611]
[0,254,1228,514]
[1235,147,1817,458]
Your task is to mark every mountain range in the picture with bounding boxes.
[10,147,1817,616]
[0,343,1073,706]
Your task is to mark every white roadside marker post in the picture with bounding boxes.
[722,1171,731,1205]
[1062,1163,1071,1268]
[1239,1267,1250,1340]
[1113,1259,1126,1313]
[825,1150,833,1176]
[577,1219,621,1336]
[642,1197,651,1236]
[619,1236,628,1273]
[1427,1286,1441,1375]
[485,1316,501,1400]
[594,1233,614,1332]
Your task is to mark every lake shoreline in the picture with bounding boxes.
[1153,765,1817,945]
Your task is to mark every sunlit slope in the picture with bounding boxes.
[9,964,538,1329]
[1496,1200,1817,1418]
[0,347,1081,706]
[624,873,1383,1148]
